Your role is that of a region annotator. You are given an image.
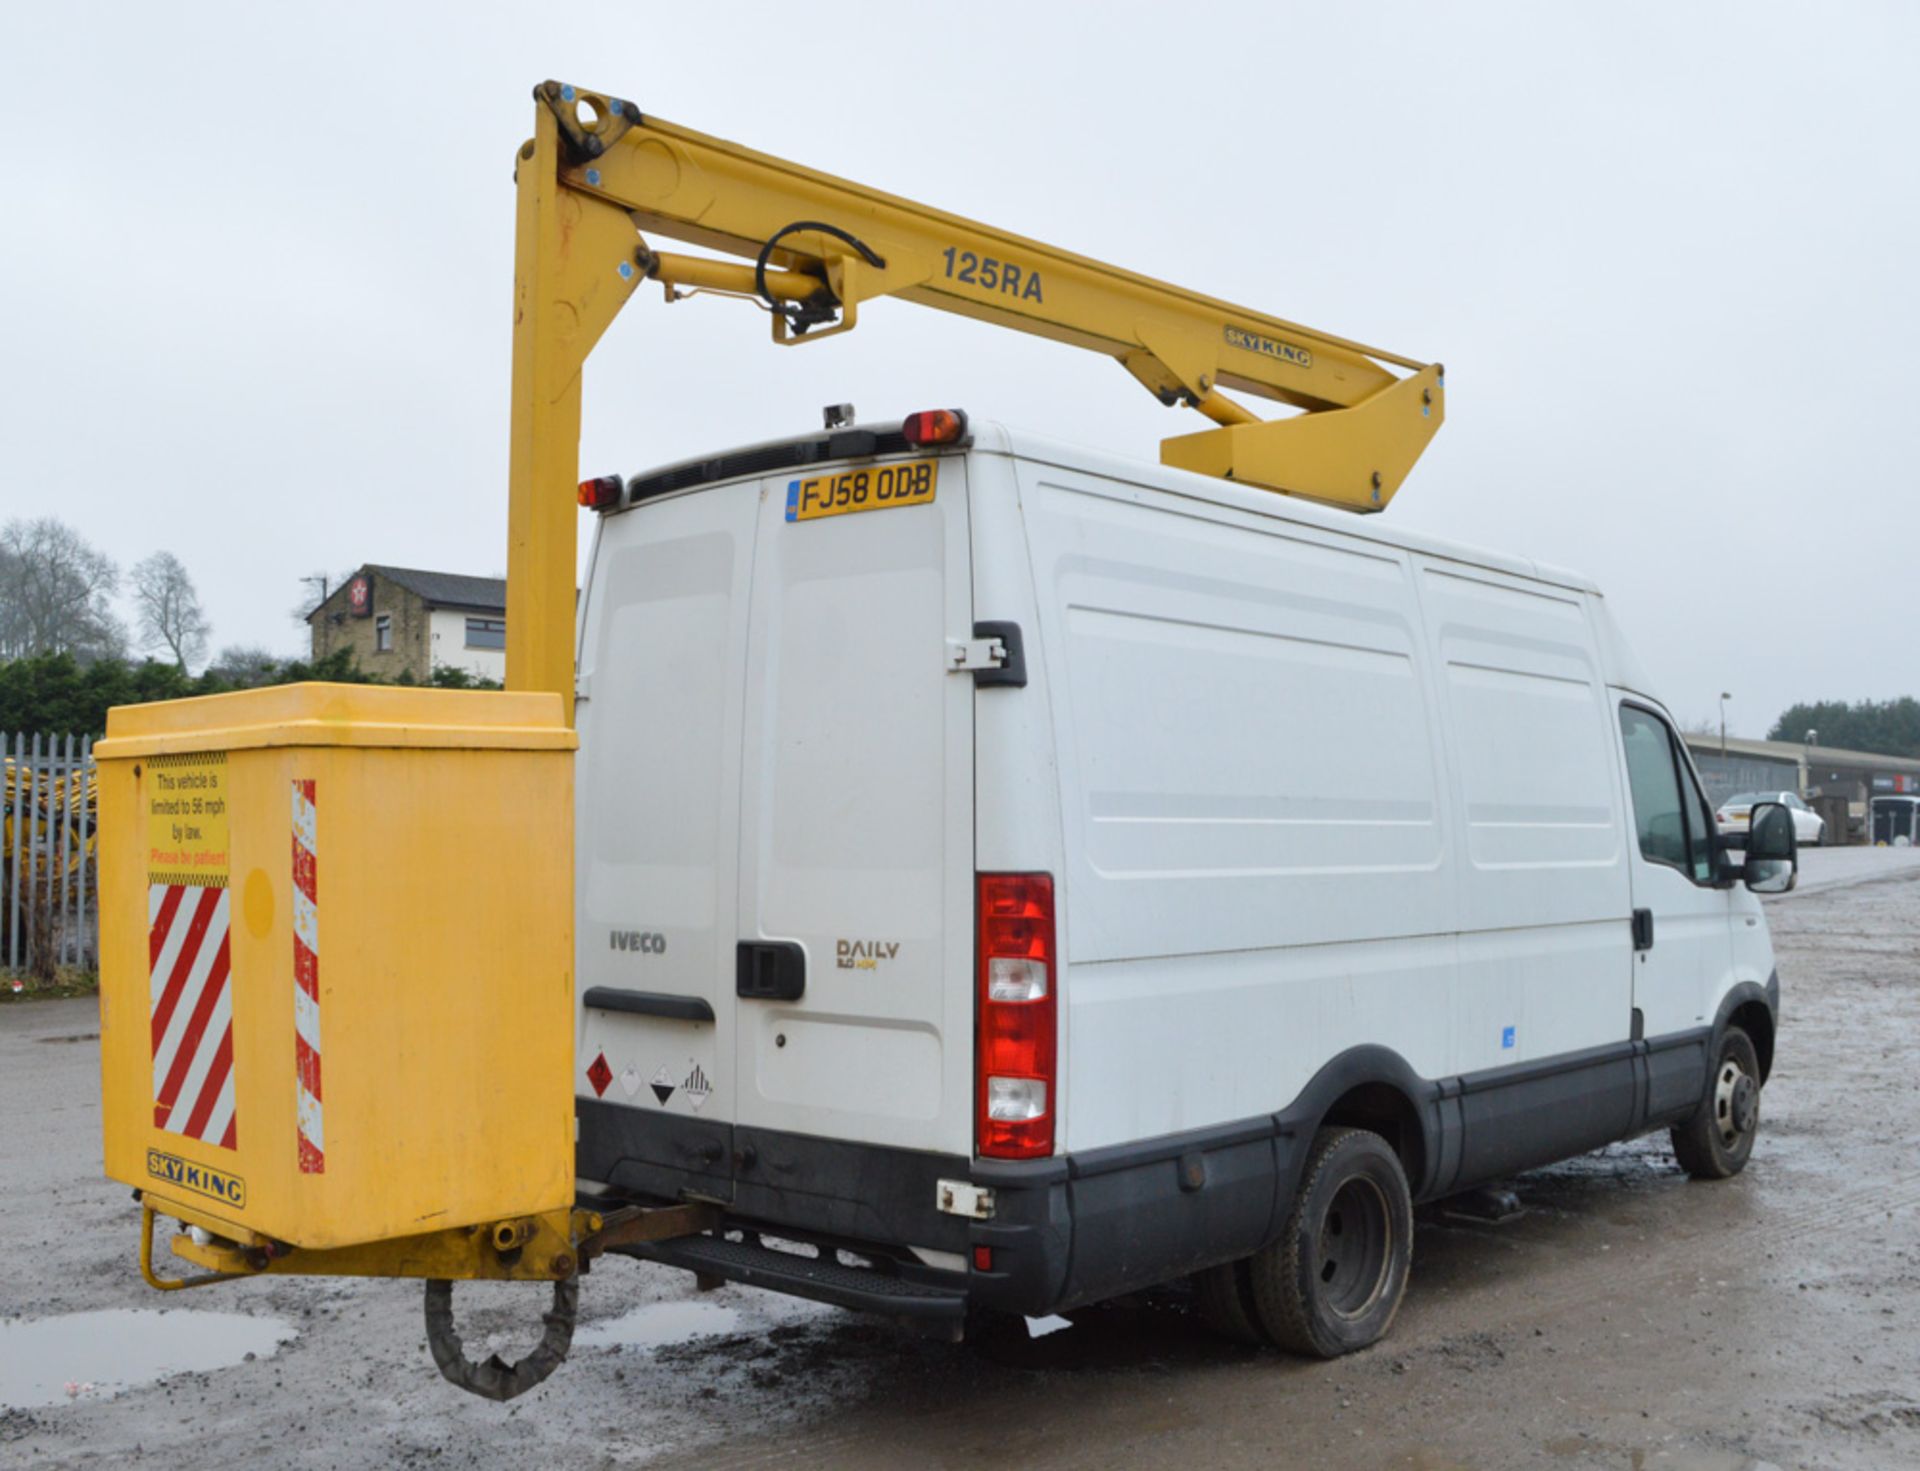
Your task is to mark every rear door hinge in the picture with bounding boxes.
[946,620,1027,687]
[946,636,1005,672]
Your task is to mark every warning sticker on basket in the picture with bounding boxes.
[146,752,230,888]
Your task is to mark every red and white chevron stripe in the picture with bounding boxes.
[148,881,237,1150]
[292,779,325,1174]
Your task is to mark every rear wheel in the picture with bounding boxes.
[1671,1025,1761,1179]
[1193,1259,1265,1345]
[1249,1127,1412,1358]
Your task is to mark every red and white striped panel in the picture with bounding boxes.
[292,779,325,1174]
[148,882,237,1150]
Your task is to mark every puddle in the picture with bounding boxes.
[575,1299,741,1352]
[0,1308,296,1408]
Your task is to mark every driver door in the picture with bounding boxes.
[1616,703,1735,1041]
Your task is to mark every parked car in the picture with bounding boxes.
[1718,791,1823,846]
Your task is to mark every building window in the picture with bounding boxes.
[465,617,506,650]
[375,614,393,653]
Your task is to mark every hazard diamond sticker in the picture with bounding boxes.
[649,1064,676,1106]
[683,1061,713,1113]
[586,1052,613,1097]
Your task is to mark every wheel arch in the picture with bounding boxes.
[1715,979,1777,1083]
[1280,1045,1440,1199]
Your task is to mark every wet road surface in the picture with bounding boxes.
[4,848,1918,1469]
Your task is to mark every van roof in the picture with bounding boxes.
[970,420,1602,598]
[622,416,1599,598]
[970,421,1656,704]
[614,416,1654,696]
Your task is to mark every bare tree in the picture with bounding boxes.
[207,643,283,688]
[0,517,126,660]
[130,551,211,669]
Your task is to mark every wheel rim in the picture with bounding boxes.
[1713,1056,1758,1149]
[1315,1175,1394,1319]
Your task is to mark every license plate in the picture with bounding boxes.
[785,459,938,522]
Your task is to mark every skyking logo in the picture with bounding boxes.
[1224,324,1314,369]
[147,1148,247,1209]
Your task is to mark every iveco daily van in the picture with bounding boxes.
[570,411,1793,1356]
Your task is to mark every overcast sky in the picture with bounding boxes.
[4,3,1916,735]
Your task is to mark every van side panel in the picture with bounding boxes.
[1015,464,1459,1153]
[1414,562,1634,1076]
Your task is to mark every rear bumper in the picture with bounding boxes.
[577,1098,1283,1317]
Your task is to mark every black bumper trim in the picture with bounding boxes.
[580,1022,1741,1319]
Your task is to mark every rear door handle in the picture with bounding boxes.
[1632,908,1654,951]
[737,941,806,1001]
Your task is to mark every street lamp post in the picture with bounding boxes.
[1719,692,1732,759]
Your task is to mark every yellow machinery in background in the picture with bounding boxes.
[97,81,1445,1401]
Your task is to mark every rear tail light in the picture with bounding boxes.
[902,408,968,446]
[977,872,1056,1159]
[577,474,623,511]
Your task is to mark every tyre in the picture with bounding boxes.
[1193,1259,1266,1345]
[1248,1127,1412,1358]
[1671,1025,1761,1179]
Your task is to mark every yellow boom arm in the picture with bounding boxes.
[509,81,1445,716]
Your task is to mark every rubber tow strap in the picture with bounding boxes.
[423,1276,579,1401]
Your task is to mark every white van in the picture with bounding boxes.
[571,412,1791,1355]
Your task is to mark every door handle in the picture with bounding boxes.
[1632,908,1654,951]
[737,941,805,1001]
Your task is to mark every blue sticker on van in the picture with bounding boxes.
[1501,1026,1516,1050]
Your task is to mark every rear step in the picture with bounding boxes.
[618,1234,969,1323]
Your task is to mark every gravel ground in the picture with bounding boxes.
[4,847,1919,1470]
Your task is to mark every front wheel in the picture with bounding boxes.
[1671,1025,1761,1179]
[1249,1127,1412,1358]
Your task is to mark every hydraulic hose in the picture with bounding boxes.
[422,1276,579,1401]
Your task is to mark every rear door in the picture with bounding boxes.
[575,479,760,1201]
[733,456,976,1156]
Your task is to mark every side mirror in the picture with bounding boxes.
[1744,800,1798,893]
